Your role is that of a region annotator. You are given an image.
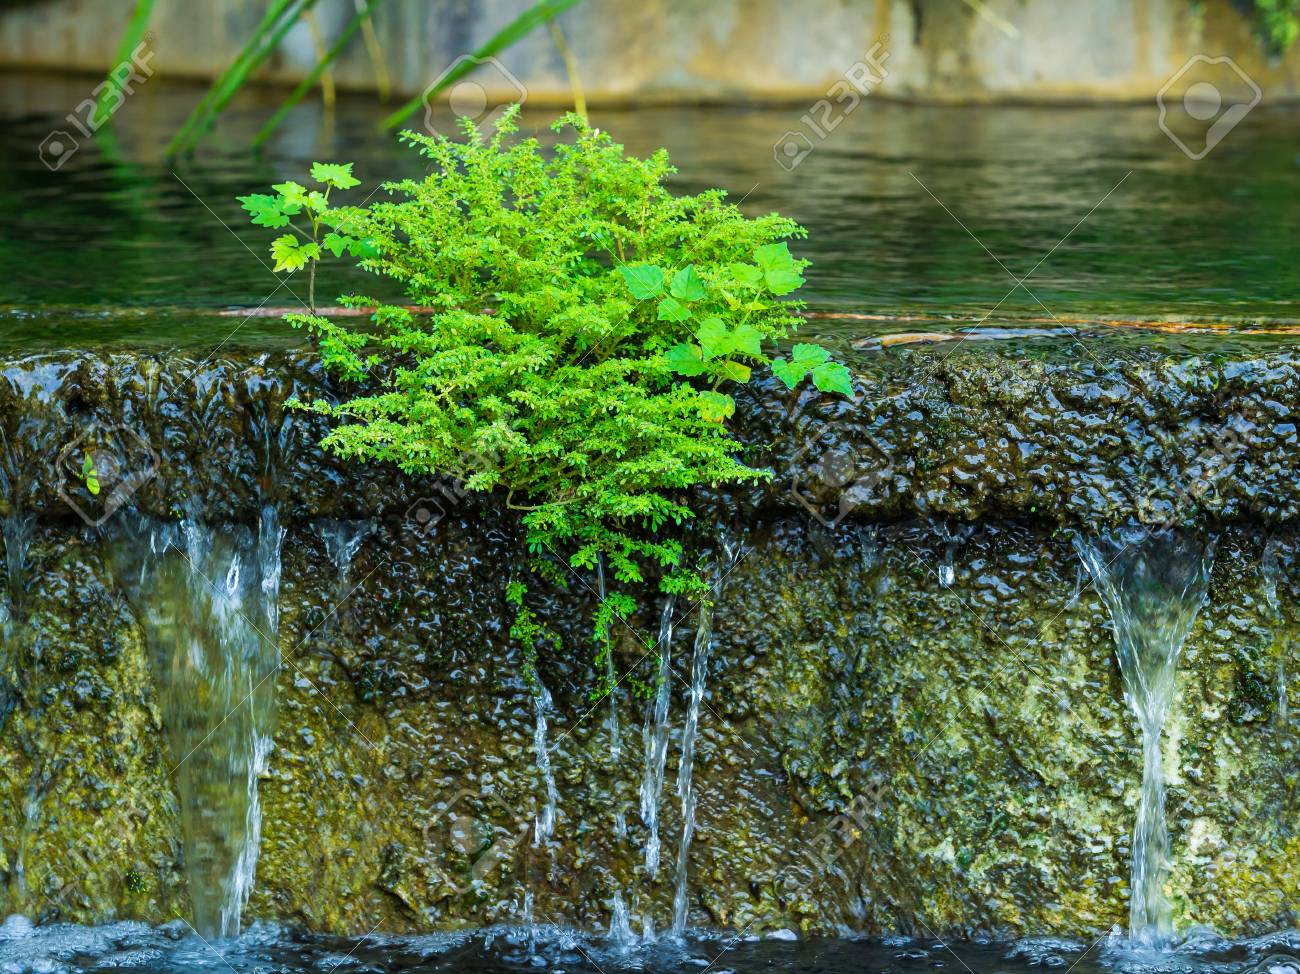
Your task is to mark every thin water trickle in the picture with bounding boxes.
[640,595,676,879]
[609,891,635,947]
[672,541,740,937]
[1075,527,1215,947]
[111,512,284,938]
[531,675,559,846]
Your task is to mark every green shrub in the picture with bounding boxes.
[240,108,851,681]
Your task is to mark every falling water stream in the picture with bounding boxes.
[111,509,284,938]
[532,674,559,846]
[671,542,739,937]
[1075,527,1215,947]
[639,596,676,881]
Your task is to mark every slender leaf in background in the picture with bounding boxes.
[378,0,584,132]
[304,8,337,109]
[355,0,391,100]
[168,0,317,155]
[93,0,155,127]
[547,21,586,119]
[253,0,391,147]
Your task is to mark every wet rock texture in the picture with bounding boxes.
[0,350,1298,937]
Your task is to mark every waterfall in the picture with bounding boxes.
[531,673,559,846]
[609,890,635,947]
[1075,527,1215,947]
[639,595,676,878]
[112,511,284,938]
[671,593,713,936]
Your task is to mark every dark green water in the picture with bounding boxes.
[2,73,1300,356]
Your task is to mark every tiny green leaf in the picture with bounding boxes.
[811,361,854,396]
[619,263,665,299]
[657,296,692,322]
[670,265,707,302]
[310,162,361,189]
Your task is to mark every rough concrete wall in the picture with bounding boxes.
[0,0,1299,104]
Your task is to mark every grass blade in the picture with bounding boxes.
[168,0,314,155]
[252,0,391,147]
[93,0,155,127]
[377,0,585,132]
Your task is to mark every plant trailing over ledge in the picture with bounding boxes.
[239,108,852,682]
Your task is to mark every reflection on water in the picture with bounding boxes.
[2,916,1300,974]
[2,73,1300,340]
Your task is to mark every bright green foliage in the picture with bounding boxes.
[238,166,372,307]
[1252,0,1300,55]
[240,107,852,675]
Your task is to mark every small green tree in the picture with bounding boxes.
[240,108,852,682]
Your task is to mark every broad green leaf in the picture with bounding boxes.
[770,358,806,389]
[811,361,854,396]
[670,265,706,302]
[665,343,707,376]
[238,193,291,228]
[728,262,764,288]
[619,263,665,299]
[349,237,381,259]
[764,266,804,295]
[730,323,764,358]
[754,241,795,272]
[311,161,361,189]
[694,317,731,360]
[698,391,735,423]
[791,343,830,368]
[270,234,319,273]
[657,297,692,322]
[323,232,353,258]
[717,359,752,383]
[306,190,330,213]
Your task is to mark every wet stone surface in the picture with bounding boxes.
[0,349,1298,937]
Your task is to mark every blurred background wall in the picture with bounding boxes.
[0,0,1297,103]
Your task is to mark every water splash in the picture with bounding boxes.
[1075,527,1215,947]
[608,891,635,947]
[640,595,676,879]
[531,674,559,846]
[112,512,284,938]
[672,541,740,937]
